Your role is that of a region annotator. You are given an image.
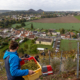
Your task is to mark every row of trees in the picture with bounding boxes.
[41,14,58,18]
[0,19,26,28]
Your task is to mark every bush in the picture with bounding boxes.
[51,58,60,71]
[0,45,4,49]
[40,58,50,65]
[2,42,8,45]
[64,57,77,71]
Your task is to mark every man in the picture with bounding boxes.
[3,40,34,80]
[24,54,31,58]
[24,54,39,62]
[35,55,39,62]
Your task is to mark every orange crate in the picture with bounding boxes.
[20,57,42,80]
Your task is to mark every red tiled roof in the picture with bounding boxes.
[28,35,35,38]
[36,38,52,42]
[61,34,66,36]
[66,35,70,38]
[21,34,26,37]
[70,32,75,36]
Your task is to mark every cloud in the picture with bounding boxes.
[0,0,80,11]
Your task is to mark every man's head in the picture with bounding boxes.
[9,40,19,50]
[24,54,29,58]
[35,55,39,58]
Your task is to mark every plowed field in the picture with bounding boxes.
[31,16,80,23]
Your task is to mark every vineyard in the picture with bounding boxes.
[1,48,80,80]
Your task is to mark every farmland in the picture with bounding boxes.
[60,40,77,51]
[12,22,80,31]
[11,16,80,31]
[74,15,80,20]
[31,16,80,23]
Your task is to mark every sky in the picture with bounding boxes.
[0,0,80,11]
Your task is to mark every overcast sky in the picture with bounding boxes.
[0,0,80,11]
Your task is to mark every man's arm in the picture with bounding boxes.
[9,55,29,76]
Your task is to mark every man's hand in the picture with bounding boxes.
[28,70,35,75]
[21,58,25,60]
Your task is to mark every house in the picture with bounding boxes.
[77,33,80,38]
[48,29,55,35]
[66,35,70,39]
[69,32,75,38]
[1,33,11,38]
[33,31,38,35]
[20,34,26,39]
[40,32,46,36]
[0,32,3,37]
[52,31,57,35]
[26,31,33,36]
[57,32,60,35]
[61,34,66,39]
[20,31,33,39]
[36,38,53,45]
[27,35,35,40]
[3,28,9,33]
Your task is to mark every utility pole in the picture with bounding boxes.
[77,42,79,78]
[48,50,51,65]
[43,50,45,65]
[59,51,63,73]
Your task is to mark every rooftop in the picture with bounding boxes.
[36,38,52,42]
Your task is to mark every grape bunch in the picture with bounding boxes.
[21,60,39,70]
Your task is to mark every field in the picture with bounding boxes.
[12,22,80,31]
[11,16,80,31]
[74,15,80,20]
[31,16,80,23]
[60,40,77,51]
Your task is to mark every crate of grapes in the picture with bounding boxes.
[20,57,42,80]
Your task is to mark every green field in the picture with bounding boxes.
[60,40,77,51]
[12,22,80,31]
[74,16,80,20]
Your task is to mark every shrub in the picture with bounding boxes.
[51,58,60,71]
[64,57,77,71]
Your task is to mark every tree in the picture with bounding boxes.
[23,38,28,42]
[18,48,24,54]
[29,44,38,54]
[72,35,77,38]
[45,29,48,33]
[60,28,65,34]
[16,25,22,29]
[24,43,28,51]
[31,23,33,29]
[21,22,25,27]
[31,40,35,43]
